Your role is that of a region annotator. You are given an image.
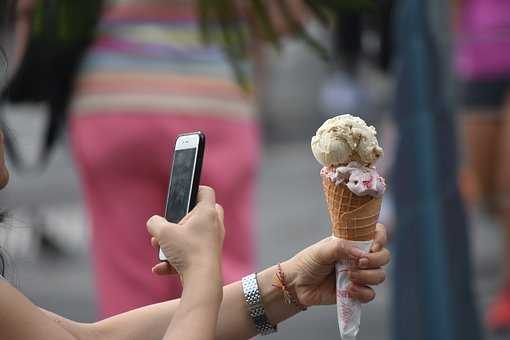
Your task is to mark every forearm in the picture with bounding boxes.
[94,262,301,340]
[0,282,90,340]
[162,269,222,340]
[41,309,99,340]
[216,262,300,340]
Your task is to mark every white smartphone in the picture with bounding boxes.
[159,132,205,261]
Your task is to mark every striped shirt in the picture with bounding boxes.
[72,0,255,120]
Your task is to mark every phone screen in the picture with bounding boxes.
[165,148,197,223]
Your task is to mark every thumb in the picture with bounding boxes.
[147,215,175,238]
[215,204,224,224]
[314,237,368,265]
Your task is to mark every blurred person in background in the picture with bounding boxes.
[68,0,262,318]
[319,2,393,124]
[455,0,510,331]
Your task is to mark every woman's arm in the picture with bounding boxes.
[9,219,387,340]
[25,228,388,340]
[0,281,95,340]
[92,225,389,340]
[32,266,285,340]
[217,263,300,339]
[161,267,223,340]
[146,187,225,340]
[90,264,296,340]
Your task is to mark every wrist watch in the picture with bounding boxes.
[242,273,277,336]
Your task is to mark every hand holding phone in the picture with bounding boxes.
[149,186,225,277]
[159,132,205,261]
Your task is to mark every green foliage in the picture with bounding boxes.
[197,0,379,88]
[26,0,379,89]
[31,0,102,45]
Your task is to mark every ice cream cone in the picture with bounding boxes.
[312,114,385,339]
[322,178,382,241]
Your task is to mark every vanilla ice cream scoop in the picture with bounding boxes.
[311,114,383,166]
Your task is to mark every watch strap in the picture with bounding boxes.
[242,273,277,335]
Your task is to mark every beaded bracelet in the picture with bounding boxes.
[272,263,307,312]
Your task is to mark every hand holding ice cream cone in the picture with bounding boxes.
[311,114,386,339]
[280,228,389,307]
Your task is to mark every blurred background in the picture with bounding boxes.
[1,0,510,339]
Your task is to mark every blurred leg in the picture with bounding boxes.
[496,92,510,272]
[459,78,510,208]
[460,113,500,208]
[488,91,510,330]
[69,115,181,318]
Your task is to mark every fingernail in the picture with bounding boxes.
[370,242,380,252]
[350,247,366,258]
[348,285,358,297]
[358,258,369,268]
[349,270,359,281]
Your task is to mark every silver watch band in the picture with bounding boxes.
[242,273,277,336]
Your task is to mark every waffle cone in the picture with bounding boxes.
[322,178,382,241]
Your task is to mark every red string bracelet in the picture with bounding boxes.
[272,263,307,311]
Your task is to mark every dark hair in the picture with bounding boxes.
[0,0,15,79]
[0,0,15,33]
[4,1,102,169]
